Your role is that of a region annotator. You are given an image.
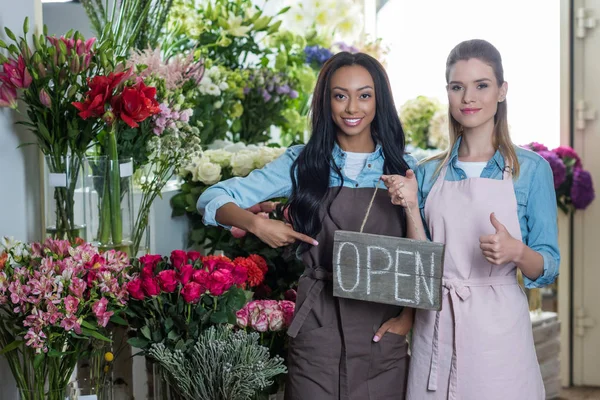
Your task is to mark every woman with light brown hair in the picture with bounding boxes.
[383,39,559,399]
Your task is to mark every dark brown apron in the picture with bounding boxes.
[285,187,409,400]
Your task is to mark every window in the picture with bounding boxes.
[376,0,561,148]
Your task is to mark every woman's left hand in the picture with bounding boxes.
[373,308,414,342]
[381,170,418,209]
[479,213,524,265]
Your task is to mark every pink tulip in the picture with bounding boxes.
[39,88,51,108]
[0,84,17,108]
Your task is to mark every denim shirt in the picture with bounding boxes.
[416,137,560,289]
[198,143,418,229]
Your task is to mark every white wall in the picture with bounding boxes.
[42,1,95,37]
[0,1,43,398]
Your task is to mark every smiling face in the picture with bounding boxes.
[447,58,507,132]
[329,65,376,141]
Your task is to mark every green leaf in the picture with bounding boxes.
[127,337,150,349]
[210,311,228,324]
[0,340,22,355]
[174,339,185,351]
[82,327,111,342]
[140,325,151,340]
[110,315,128,326]
[164,318,174,331]
[80,320,96,330]
[167,330,180,341]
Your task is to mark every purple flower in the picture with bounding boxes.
[336,42,360,53]
[538,151,567,189]
[243,87,250,95]
[571,168,595,209]
[522,142,548,152]
[289,90,299,99]
[553,146,582,168]
[276,84,290,95]
[261,88,271,102]
[304,45,333,66]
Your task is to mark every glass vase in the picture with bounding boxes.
[43,154,87,242]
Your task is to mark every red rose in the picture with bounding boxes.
[170,250,187,270]
[284,289,297,302]
[127,278,145,300]
[253,283,272,299]
[201,255,232,272]
[142,276,161,297]
[139,254,163,269]
[231,265,248,286]
[157,270,178,293]
[187,251,202,263]
[192,269,209,286]
[206,269,234,296]
[111,80,160,128]
[181,282,202,304]
[178,264,194,285]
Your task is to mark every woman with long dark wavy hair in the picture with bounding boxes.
[198,52,420,399]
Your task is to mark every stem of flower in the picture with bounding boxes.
[107,126,122,245]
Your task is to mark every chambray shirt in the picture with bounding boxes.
[416,137,560,289]
[198,143,418,229]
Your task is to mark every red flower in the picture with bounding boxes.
[206,269,234,296]
[253,283,272,299]
[111,80,160,128]
[157,270,178,293]
[187,251,202,263]
[170,250,187,270]
[284,289,297,302]
[72,70,132,119]
[234,257,265,287]
[181,282,202,303]
[142,276,161,297]
[248,254,268,274]
[178,264,194,285]
[192,269,209,286]
[127,279,145,300]
[139,254,163,269]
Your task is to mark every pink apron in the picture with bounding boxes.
[406,163,545,400]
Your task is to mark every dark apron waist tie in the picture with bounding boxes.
[287,267,333,338]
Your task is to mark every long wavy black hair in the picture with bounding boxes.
[286,52,410,253]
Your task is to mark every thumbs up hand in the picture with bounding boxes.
[479,213,521,265]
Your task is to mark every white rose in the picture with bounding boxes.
[254,148,276,168]
[223,142,247,153]
[204,149,232,167]
[231,151,257,176]
[193,160,222,185]
[207,140,233,150]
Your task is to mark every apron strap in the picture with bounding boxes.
[427,275,518,399]
[287,267,332,338]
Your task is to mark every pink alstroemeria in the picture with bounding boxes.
[64,295,80,315]
[0,56,32,89]
[92,297,113,327]
[60,315,82,334]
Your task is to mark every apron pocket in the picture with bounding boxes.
[367,326,409,399]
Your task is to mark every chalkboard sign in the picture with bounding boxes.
[332,230,445,311]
